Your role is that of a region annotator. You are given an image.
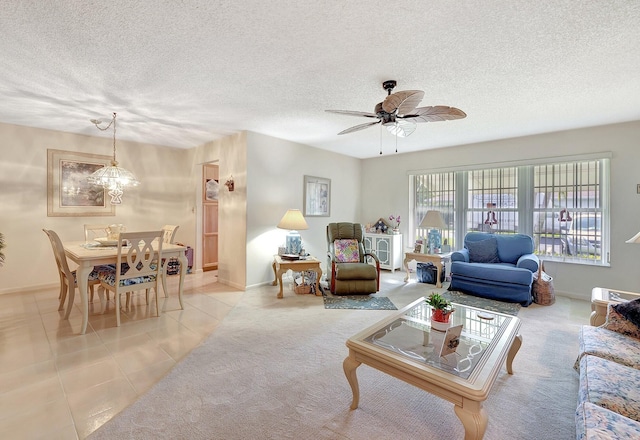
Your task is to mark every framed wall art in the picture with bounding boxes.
[47,149,115,217]
[303,175,331,217]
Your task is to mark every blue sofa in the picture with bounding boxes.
[449,232,539,306]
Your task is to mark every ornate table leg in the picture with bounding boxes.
[506,334,523,374]
[74,262,92,335]
[454,399,487,440]
[161,258,170,298]
[343,355,361,410]
[277,268,285,299]
[272,260,278,286]
[435,259,443,288]
[177,251,187,310]
[403,256,411,282]
[314,266,323,296]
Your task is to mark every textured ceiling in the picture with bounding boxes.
[0,1,639,159]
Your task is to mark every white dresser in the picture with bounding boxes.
[364,233,403,272]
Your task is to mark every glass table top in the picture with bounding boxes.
[360,299,513,380]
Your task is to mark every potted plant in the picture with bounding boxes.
[388,215,401,234]
[425,293,454,331]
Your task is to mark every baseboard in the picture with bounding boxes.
[0,282,58,296]
[217,277,246,291]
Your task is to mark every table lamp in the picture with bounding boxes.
[419,210,446,254]
[277,209,309,255]
[626,232,640,244]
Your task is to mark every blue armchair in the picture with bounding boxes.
[449,232,539,306]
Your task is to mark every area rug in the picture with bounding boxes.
[89,280,585,440]
[322,291,397,310]
[442,290,521,316]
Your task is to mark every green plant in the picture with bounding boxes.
[425,293,453,314]
[0,232,5,267]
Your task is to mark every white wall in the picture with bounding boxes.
[245,131,361,288]
[0,122,194,293]
[360,121,640,300]
[5,119,638,300]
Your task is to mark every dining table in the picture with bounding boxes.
[63,240,188,334]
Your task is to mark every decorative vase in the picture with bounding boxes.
[431,309,453,331]
[392,228,400,235]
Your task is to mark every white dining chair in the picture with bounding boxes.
[97,230,164,327]
[162,225,179,244]
[159,225,179,297]
[43,229,104,317]
[83,224,110,243]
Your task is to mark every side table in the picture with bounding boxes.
[590,287,640,326]
[403,252,451,288]
[272,255,322,299]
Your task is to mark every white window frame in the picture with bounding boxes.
[409,154,610,266]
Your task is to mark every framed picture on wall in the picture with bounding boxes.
[47,149,115,217]
[303,175,331,217]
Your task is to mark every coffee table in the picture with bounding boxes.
[343,297,522,440]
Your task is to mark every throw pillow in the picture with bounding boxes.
[603,301,640,339]
[334,239,360,263]
[612,298,640,325]
[465,237,500,264]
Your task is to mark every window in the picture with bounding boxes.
[533,160,604,263]
[467,167,518,234]
[411,157,609,265]
[413,172,455,249]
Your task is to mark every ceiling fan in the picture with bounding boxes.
[326,80,466,138]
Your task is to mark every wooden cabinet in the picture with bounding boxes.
[364,233,403,272]
[202,164,218,271]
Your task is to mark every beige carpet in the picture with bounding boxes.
[89,273,588,439]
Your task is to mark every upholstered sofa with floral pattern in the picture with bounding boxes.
[574,300,640,438]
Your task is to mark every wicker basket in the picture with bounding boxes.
[532,261,555,305]
[294,284,312,294]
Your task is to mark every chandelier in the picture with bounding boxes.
[87,112,140,204]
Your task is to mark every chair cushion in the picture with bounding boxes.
[576,401,640,440]
[494,233,534,264]
[575,325,640,371]
[612,298,640,328]
[72,265,112,282]
[465,237,500,263]
[96,265,157,287]
[334,262,377,280]
[603,304,640,339]
[334,239,360,263]
[451,261,532,286]
[578,355,640,422]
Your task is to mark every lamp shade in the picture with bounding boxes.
[419,210,446,229]
[626,231,640,244]
[277,209,308,231]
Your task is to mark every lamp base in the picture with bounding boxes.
[285,231,302,255]
[427,229,442,254]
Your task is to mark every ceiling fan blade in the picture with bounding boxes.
[382,90,425,114]
[401,106,467,123]
[325,109,379,119]
[386,120,417,137]
[337,120,380,135]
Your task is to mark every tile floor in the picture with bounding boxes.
[0,270,243,439]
